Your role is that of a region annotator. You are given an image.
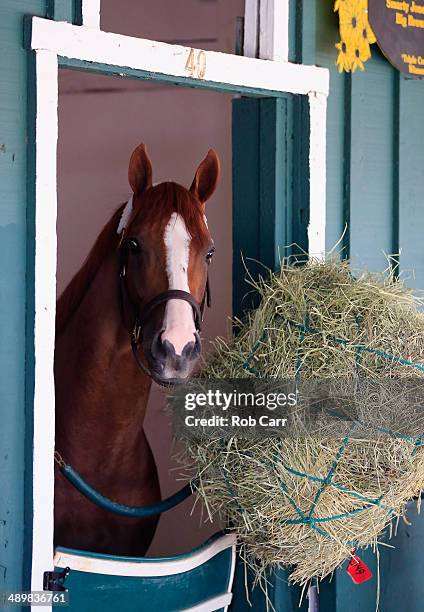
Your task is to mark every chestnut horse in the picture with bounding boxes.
[54,143,220,555]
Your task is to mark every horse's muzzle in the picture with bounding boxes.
[147,330,201,385]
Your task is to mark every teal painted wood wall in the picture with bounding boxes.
[309,1,424,286]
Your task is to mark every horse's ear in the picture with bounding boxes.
[128,143,153,195]
[189,149,220,204]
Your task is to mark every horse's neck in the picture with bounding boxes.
[55,253,152,466]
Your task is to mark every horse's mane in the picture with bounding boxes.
[56,182,209,335]
[56,203,125,335]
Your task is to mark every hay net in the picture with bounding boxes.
[179,259,424,586]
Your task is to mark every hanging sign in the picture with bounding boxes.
[368,0,424,77]
[346,553,373,585]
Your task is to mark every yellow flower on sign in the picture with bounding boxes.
[351,49,366,72]
[335,41,353,73]
[356,35,372,62]
[339,2,364,43]
[334,0,376,73]
[360,0,377,44]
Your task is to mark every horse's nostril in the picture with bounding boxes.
[150,330,167,359]
[181,334,201,360]
[181,343,194,360]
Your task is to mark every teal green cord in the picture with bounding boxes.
[235,312,424,546]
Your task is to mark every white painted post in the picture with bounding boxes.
[81,0,101,29]
[244,0,260,58]
[308,91,328,259]
[31,49,58,612]
[259,0,289,61]
[244,0,289,61]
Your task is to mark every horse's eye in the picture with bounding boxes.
[206,247,215,262]
[128,238,141,253]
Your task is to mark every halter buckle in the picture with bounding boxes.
[132,323,142,344]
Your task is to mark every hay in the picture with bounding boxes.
[179,259,424,586]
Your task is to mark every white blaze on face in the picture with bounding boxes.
[162,213,196,355]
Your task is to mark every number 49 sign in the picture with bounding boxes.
[185,48,207,79]
[346,554,373,585]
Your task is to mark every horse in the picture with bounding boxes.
[54,143,220,556]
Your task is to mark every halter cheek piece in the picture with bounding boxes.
[118,237,211,383]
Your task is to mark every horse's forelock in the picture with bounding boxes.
[130,182,210,246]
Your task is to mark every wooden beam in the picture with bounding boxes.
[30,17,329,97]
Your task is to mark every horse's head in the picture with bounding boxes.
[120,143,220,385]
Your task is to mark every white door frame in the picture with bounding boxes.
[28,1,328,607]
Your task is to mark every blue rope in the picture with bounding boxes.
[284,317,424,374]
[307,428,354,521]
[243,317,424,377]
[286,503,378,525]
[267,450,360,546]
[60,463,194,518]
[236,312,424,547]
[282,464,391,509]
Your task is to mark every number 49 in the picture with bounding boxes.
[185,48,207,79]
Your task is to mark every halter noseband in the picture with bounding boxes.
[118,236,211,384]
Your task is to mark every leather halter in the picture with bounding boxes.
[118,237,211,384]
